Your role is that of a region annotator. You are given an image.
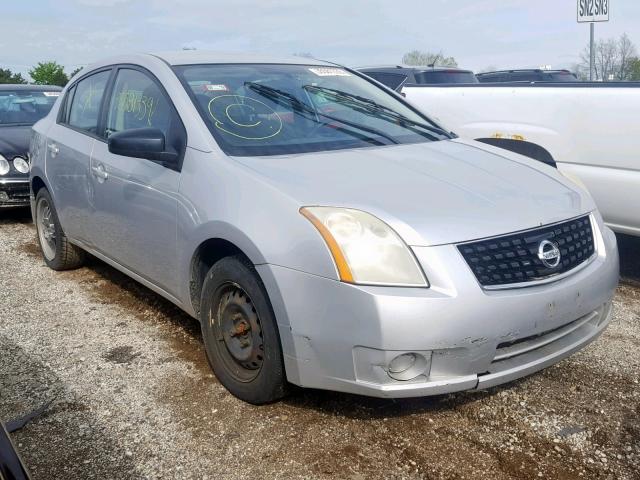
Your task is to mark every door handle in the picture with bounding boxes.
[47,143,59,158]
[91,164,108,181]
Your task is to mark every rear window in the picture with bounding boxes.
[362,72,408,91]
[0,90,59,126]
[543,72,578,82]
[502,72,540,82]
[412,71,478,84]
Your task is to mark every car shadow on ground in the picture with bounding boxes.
[282,382,515,419]
[0,207,32,225]
[617,233,640,285]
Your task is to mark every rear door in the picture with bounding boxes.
[45,69,112,242]
[87,66,185,294]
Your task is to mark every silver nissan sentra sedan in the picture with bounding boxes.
[30,52,619,404]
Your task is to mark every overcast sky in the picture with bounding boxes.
[2,0,638,77]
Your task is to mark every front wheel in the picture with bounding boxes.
[200,255,288,404]
[34,189,85,271]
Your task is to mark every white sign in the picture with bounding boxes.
[577,0,609,23]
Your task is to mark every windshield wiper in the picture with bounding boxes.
[244,82,398,145]
[303,85,451,139]
[244,82,315,116]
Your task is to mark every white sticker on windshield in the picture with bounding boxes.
[43,92,60,97]
[308,67,351,77]
[205,84,229,92]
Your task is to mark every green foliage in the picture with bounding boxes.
[0,68,27,84]
[28,61,69,87]
[69,67,84,79]
[629,58,640,81]
[402,50,458,67]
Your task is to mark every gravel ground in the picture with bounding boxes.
[1,208,639,480]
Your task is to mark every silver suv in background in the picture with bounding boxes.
[30,52,618,404]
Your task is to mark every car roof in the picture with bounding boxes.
[0,84,62,91]
[477,69,573,76]
[358,65,474,73]
[152,51,334,66]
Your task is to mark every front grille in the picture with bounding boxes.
[0,182,30,205]
[458,215,595,287]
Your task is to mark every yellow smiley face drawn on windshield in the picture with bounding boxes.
[208,95,283,140]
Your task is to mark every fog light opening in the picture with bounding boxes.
[387,352,429,381]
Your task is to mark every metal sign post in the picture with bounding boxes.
[577,0,610,81]
[590,22,595,81]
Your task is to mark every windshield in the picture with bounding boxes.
[0,90,59,126]
[412,71,478,84]
[174,64,449,156]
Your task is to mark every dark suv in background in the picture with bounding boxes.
[358,66,478,91]
[476,69,578,83]
[0,84,61,208]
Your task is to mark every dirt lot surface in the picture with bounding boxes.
[1,208,639,480]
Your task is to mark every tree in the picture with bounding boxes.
[29,61,69,86]
[69,67,84,79]
[402,50,457,67]
[578,33,638,81]
[0,68,27,84]
[616,33,637,80]
[629,57,640,81]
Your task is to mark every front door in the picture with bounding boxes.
[88,67,184,295]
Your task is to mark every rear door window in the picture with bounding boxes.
[68,70,111,134]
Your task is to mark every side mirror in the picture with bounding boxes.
[108,128,178,165]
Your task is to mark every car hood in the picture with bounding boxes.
[233,139,593,246]
[0,125,31,158]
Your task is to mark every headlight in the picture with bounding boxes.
[0,155,9,176]
[300,206,428,287]
[13,156,30,174]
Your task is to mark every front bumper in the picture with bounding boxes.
[0,178,30,208]
[257,216,619,398]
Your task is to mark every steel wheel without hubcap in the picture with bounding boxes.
[211,282,264,382]
[36,197,56,261]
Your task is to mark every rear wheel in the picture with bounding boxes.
[34,189,85,270]
[200,255,288,404]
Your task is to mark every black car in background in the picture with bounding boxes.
[358,66,478,91]
[476,69,579,83]
[0,84,61,208]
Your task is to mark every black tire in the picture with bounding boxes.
[200,255,288,404]
[34,188,85,271]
